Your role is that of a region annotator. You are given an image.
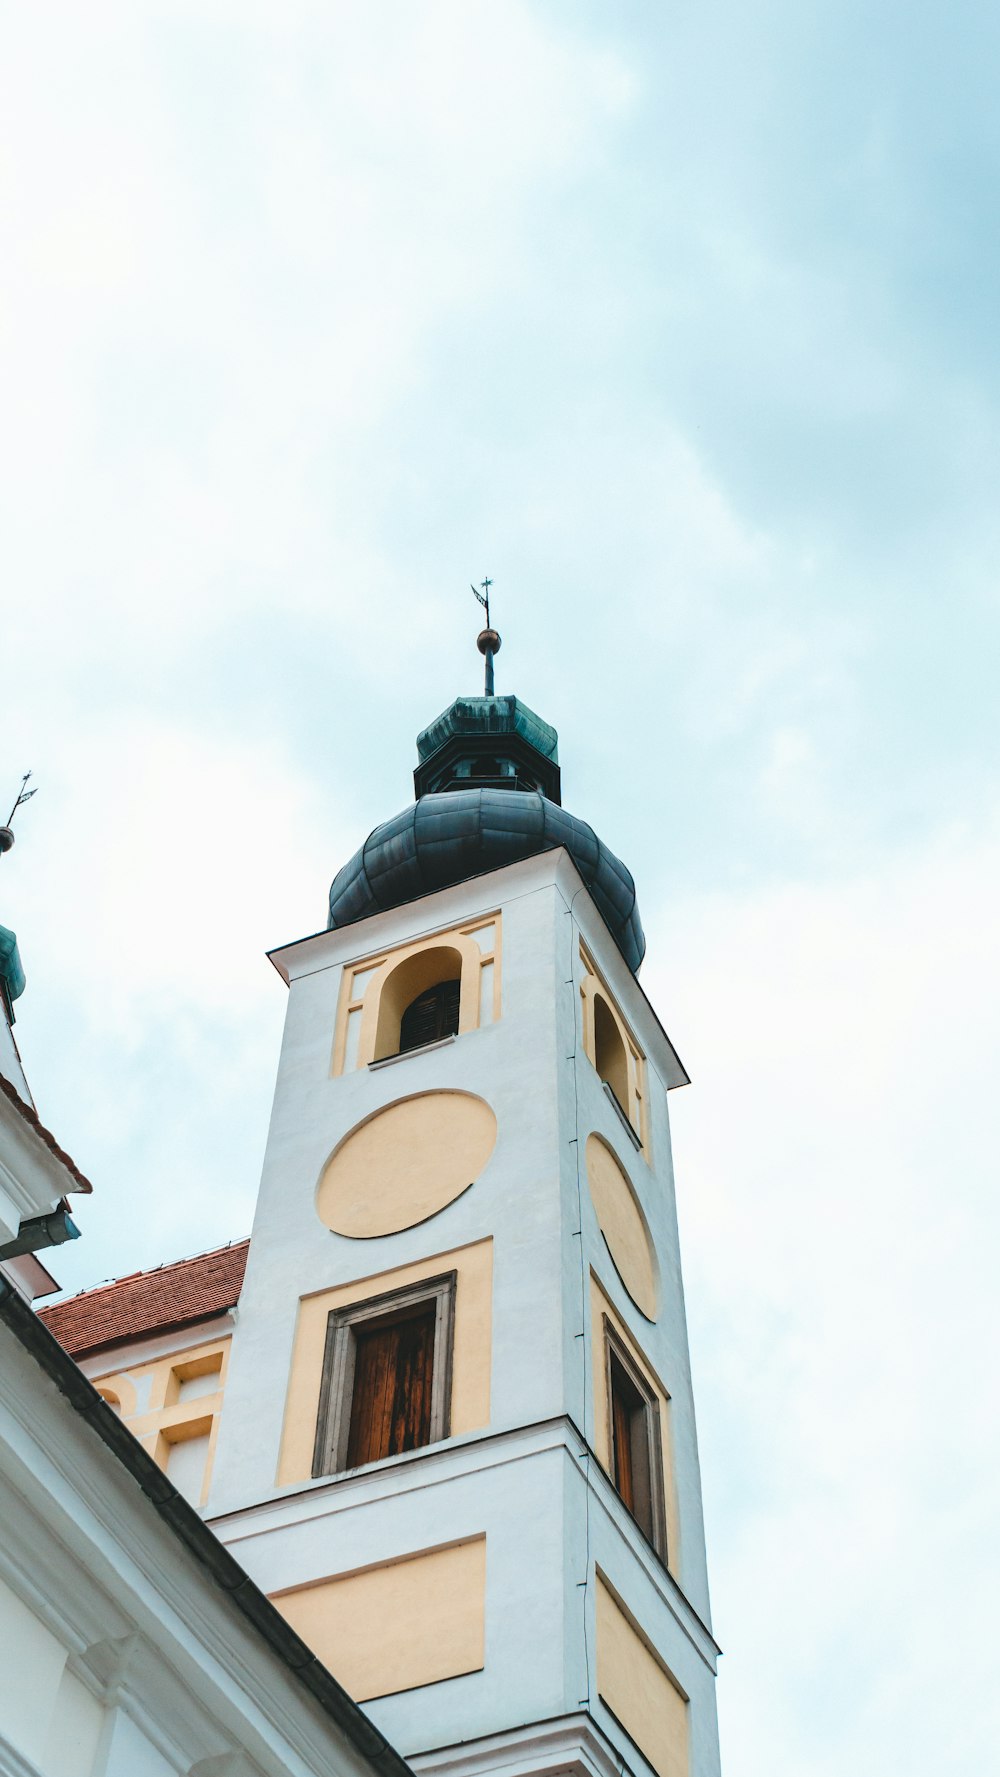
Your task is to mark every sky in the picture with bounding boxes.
[2,3,999,1772]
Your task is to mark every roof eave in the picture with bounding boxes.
[0,1276,415,1777]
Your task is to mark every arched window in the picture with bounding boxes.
[399,978,461,1053]
[373,944,466,1061]
[336,920,501,1073]
[594,994,630,1117]
[97,1388,122,1416]
[577,943,648,1148]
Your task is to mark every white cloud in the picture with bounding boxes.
[651,817,1000,1774]
[1,2,637,676]
[6,717,339,1027]
[0,5,998,1769]
[2,715,351,1288]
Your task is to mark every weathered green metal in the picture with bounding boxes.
[328,786,645,972]
[0,925,25,1002]
[416,696,559,765]
[414,696,562,803]
[331,690,644,969]
[0,1209,80,1261]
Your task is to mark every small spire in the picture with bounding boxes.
[471,579,501,695]
[0,772,37,857]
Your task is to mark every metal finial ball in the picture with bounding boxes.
[0,828,14,854]
[477,628,501,656]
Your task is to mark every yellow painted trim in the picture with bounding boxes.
[89,1336,232,1504]
[127,1389,223,1438]
[590,1273,679,1574]
[94,1375,137,1416]
[154,1409,213,1458]
[154,1412,216,1508]
[465,914,503,1023]
[331,915,502,1076]
[277,1237,494,1486]
[331,951,387,1077]
[162,1346,225,1408]
[371,940,475,1059]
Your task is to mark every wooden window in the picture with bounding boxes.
[398,978,461,1054]
[313,1273,457,1477]
[605,1321,667,1559]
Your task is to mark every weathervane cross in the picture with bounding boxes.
[6,772,37,828]
[470,578,500,695]
[471,576,493,630]
[0,770,37,858]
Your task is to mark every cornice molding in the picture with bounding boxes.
[211,1413,719,1672]
[409,1712,633,1777]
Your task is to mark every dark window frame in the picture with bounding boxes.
[603,1316,668,1561]
[312,1271,457,1478]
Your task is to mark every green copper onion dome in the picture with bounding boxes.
[327,685,645,973]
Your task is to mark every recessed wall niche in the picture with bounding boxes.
[316,1091,497,1238]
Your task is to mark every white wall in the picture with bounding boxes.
[0,1075,77,1250]
[0,1013,31,1105]
[0,1315,409,1777]
[0,1568,104,1776]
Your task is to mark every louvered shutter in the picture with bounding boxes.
[437,977,460,1039]
[399,978,461,1052]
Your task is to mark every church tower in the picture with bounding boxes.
[207,625,722,1777]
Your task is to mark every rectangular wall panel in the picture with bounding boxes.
[596,1573,688,1777]
[273,1536,486,1703]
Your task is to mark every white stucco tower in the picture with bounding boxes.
[208,645,722,1777]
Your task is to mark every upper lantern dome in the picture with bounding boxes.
[414,694,561,802]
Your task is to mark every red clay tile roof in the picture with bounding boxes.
[38,1238,249,1357]
[0,1071,92,1193]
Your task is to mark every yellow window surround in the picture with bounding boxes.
[89,1336,231,1508]
[332,914,501,1076]
[277,1237,493,1487]
[579,941,650,1151]
[590,1273,678,1576]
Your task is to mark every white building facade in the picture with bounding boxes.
[0,1278,417,1777]
[36,673,723,1777]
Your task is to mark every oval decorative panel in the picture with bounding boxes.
[317,1091,497,1238]
[585,1133,658,1319]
